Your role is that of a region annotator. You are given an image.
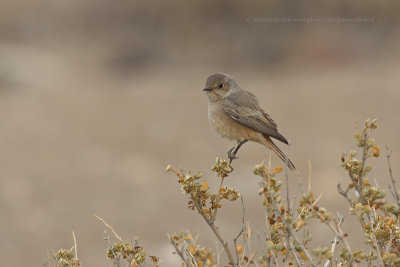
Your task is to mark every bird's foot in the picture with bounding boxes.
[227,149,238,164]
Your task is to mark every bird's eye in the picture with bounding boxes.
[218,84,224,89]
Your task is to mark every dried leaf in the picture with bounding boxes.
[200,181,209,191]
[299,251,308,260]
[273,167,283,174]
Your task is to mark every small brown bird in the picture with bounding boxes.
[203,73,295,170]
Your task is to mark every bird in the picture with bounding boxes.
[203,73,295,171]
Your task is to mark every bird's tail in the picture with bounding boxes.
[262,136,296,171]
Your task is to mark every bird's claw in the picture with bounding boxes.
[227,151,238,163]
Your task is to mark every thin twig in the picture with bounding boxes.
[94,214,123,242]
[215,241,223,265]
[354,129,369,205]
[311,193,323,207]
[268,185,315,266]
[359,128,369,187]
[324,213,344,267]
[105,231,120,267]
[285,232,302,267]
[234,197,246,266]
[183,240,199,267]
[285,144,290,213]
[297,171,304,194]
[367,211,384,266]
[245,219,252,255]
[349,172,367,205]
[319,216,353,266]
[192,197,236,266]
[46,251,51,267]
[287,227,316,267]
[337,183,352,205]
[386,147,400,206]
[385,231,394,255]
[245,251,258,267]
[168,234,190,267]
[210,177,226,223]
[308,160,312,192]
[72,231,78,260]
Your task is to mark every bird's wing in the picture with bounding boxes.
[223,98,288,144]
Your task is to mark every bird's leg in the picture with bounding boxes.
[227,139,248,163]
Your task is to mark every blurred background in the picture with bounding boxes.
[1,0,399,266]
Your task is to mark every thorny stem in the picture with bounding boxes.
[350,172,367,205]
[268,184,315,267]
[337,183,352,205]
[167,164,239,266]
[183,241,199,267]
[284,231,302,267]
[287,227,316,267]
[347,127,385,266]
[244,251,257,267]
[318,214,353,266]
[191,195,236,266]
[168,234,190,267]
[337,126,386,266]
[262,155,310,267]
[323,213,344,267]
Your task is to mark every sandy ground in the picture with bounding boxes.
[1,1,400,266]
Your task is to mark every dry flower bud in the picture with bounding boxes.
[194,172,203,179]
[130,259,139,267]
[274,242,284,251]
[361,205,372,214]
[356,139,363,147]
[284,215,293,224]
[375,189,386,199]
[253,164,267,177]
[312,247,323,256]
[265,240,274,251]
[236,244,243,254]
[200,181,208,191]
[372,145,380,157]
[367,139,375,148]
[370,119,378,129]
[299,251,308,260]
[364,164,372,172]
[324,248,333,259]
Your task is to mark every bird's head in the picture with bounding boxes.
[203,73,237,102]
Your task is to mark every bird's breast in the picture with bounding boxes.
[207,101,261,142]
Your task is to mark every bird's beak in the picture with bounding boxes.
[203,87,213,91]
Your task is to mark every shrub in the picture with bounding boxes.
[46,118,400,267]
